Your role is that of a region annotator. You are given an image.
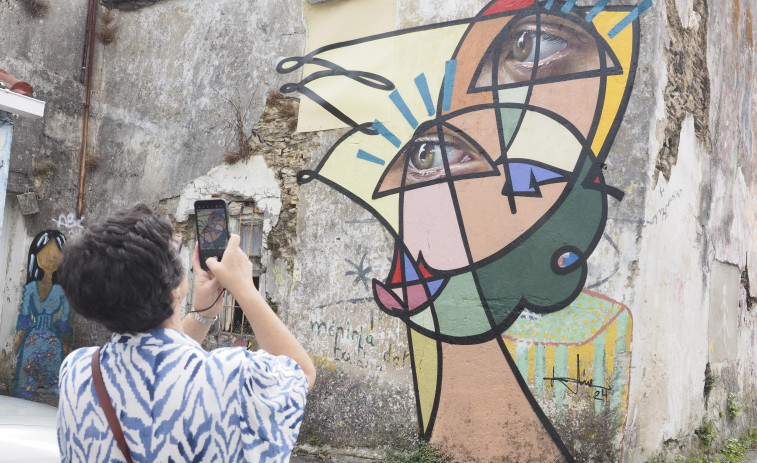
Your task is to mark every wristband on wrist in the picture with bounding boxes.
[190,311,218,325]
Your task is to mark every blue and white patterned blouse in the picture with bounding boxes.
[58,329,308,462]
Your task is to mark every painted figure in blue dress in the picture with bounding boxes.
[13,230,72,397]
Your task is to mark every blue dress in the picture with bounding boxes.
[13,281,71,397]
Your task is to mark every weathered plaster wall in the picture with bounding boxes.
[1,0,757,461]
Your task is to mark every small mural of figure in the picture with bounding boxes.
[13,230,72,398]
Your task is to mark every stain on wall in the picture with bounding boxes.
[13,230,72,397]
[279,0,647,460]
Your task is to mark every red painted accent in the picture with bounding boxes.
[418,261,433,279]
[482,0,534,15]
[0,69,34,97]
[594,176,601,184]
[391,250,403,284]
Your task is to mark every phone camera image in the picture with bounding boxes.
[197,208,228,250]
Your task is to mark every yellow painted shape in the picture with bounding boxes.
[544,344,556,392]
[410,328,438,433]
[590,11,636,157]
[318,130,401,231]
[528,345,535,385]
[298,24,469,132]
[504,339,517,357]
[507,111,583,171]
[604,317,618,381]
[299,0,397,132]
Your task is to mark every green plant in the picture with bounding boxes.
[307,435,324,447]
[704,363,717,398]
[31,160,56,179]
[727,393,743,420]
[385,441,448,463]
[694,416,716,450]
[721,438,748,462]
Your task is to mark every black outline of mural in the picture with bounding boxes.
[280,1,646,459]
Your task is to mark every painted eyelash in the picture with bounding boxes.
[412,137,465,151]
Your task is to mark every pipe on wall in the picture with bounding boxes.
[77,0,98,218]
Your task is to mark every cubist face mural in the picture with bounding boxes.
[279,0,646,460]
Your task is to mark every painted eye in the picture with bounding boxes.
[511,31,568,63]
[557,251,579,268]
[409,142,445,170]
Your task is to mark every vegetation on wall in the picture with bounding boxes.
[18,0,49,17]
[222,94,258,165]
[96,9,118,45]
[31,160,56,180]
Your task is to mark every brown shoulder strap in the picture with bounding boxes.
[91,348,134,463]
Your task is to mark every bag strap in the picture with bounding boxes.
[91,348,134,463]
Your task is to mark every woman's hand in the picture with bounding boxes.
[191,241,225,318]
[205,234,256,300]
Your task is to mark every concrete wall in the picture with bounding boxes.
[1,0,756,461]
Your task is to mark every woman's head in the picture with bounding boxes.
[27,230,67,284]
[57,203,185,334]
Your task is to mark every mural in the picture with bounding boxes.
[13,230,72,397]
[279,0,645,460]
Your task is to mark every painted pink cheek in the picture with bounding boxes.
[401,183,470,272]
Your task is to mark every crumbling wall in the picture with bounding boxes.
[2,0,757,461]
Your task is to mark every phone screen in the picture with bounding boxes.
[197,208,228,251]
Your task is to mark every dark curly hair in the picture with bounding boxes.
[57,203,184,334]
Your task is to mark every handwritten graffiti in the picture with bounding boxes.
[281,0,646,460]
[543,355,612,401]
[51,213,84,237]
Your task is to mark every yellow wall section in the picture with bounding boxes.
[589,12,635,157]
[410,328,439,433]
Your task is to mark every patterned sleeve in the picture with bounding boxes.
[234,349,309,459]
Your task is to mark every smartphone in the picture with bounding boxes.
[194,199,230,271]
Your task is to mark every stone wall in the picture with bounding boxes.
[1,0,756,461]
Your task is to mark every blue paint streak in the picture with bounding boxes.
[560,0,578,13]
[442,60,457,112]
[372,120,402,148]
[608,0,653,38]
[0,115,13,246]
[389,90,419,129]
[427,279,444,296]
[414,73,436,117]
[585,0,611,22]
[403,254,419,282]
[356,149,386,166]
[544,0,556,9]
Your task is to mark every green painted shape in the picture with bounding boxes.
[506,292,621,343]
[499,108,523,147]
[516,342,530,381]
[409,306,435,331]
[431,273,492,337]
[554,344,569,409]
[593,331,606,414]
[535,343,546,399]
[498,87,529,104]
[611,311,628,411]
[478,160,604,329]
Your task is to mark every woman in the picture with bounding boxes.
[14,230,71,397]
[56,203,316,462]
